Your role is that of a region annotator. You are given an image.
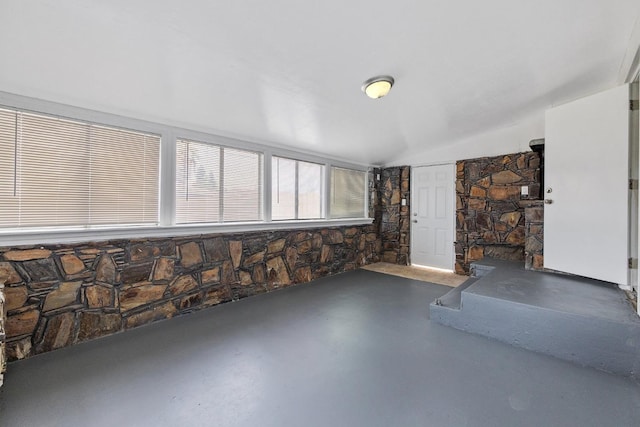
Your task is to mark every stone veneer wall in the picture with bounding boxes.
[455,152,541,274]
[0,283,5,387]
[379,166,411,265]
[0,225,380,362]
[524,201,544,271]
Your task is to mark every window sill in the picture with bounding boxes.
[0,218,375,247]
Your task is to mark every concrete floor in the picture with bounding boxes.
[1,270,639,427]
[432,258,640,378]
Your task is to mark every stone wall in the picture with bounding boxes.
[0,225,380,362]
[524,202,544,270]
[455,152,541,274]
[0,282,5,387]
[379,166,411,265]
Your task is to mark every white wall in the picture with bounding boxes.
[386,114,544,167]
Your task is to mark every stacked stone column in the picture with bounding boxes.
[524,201,544,270]
[379,166,410,265]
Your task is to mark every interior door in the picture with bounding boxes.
[410,164,454,270]
[544,84,630,285]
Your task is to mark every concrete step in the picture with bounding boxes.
[430,258,640,378]
[431,277,477,310]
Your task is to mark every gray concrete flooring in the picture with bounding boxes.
[431,259,640,377]
[1,269,639,427]
[467,258,639,324]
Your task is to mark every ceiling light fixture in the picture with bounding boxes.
[361,75,394,99]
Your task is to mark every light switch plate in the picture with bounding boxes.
[521,186,529,196]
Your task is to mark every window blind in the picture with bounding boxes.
[272,157,296,220]
[175,139,262,224]
[271,156,322,220]
[330,167,366,218]
[175,140,221,224]
[222,147,262,222]
[0,108,160,228]
[298,160,323,219]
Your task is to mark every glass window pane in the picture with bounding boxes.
[223,147,262,222]
[271,157,296,220]
[298,161,322,219]
[0,109,18,227]
[175,140,220,224]
[330,167,366,218]
[0,107,160,228]
[271,156,323,220]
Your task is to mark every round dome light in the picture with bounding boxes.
[362,75,394,99]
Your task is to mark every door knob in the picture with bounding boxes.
[412,220,418,223]
[544,199,553,204]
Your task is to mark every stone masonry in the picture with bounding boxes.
[0,225,380,362]
[379,166,410,265]
[524,201,544,271]
[0,282,5,387]
[455,152,541,274]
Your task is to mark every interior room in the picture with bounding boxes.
[1,1,640,426]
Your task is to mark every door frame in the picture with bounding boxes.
[629,77,639,296]
[410,162,456,271]
[632,74,640,314]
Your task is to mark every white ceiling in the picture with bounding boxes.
[0,0,639,166]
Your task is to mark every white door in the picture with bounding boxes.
[544,84,630,285]
[410,164,455,270]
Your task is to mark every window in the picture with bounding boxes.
[175,139,220,224]
[0,108,160,228]
[272,156,323,220]
[0,95,372,243]
[176,139,262,224]
[330,167,366,218]
[223,147,262,222]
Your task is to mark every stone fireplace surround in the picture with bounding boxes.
[455,151,543,274]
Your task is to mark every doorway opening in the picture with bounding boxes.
[410,164,455,271]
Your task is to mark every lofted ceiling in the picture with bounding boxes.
[0,0,639,166]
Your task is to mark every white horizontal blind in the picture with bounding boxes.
[330,167,366,218]
[297,160,322,219]
[0,108,160,228]
[175,139,221,224]
[89,125,159,225]
[176,139,262,224]
[272,157,296,220]
[222,147,262,222]
[0,109,19,228]
[271,156,322,220]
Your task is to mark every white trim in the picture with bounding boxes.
[0,219,373,247]
[324,162,332,219]
[619,14,640,84]
[263,151,273,222]
[408,161,458,168]
[0,91,373,246]
[159,128,176,227]
[364,169,370,218]
[0,91,369,172]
